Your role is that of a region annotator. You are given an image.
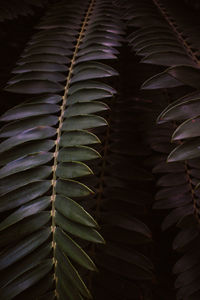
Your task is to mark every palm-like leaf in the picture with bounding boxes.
[124,0,200,299]
[0,0,124,298]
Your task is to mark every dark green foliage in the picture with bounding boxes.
[1,0,200,299]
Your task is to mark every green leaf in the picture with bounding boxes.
[8,71,66,85]
[0,228,51,270]
[0,243,51,289]
[0,213,51,248]
[56,266,83,300]
[17,54,70,65]
[0,259,52,300]
[55,228,97,271]
[56,178,93,198]
[55,195,98,227]
[58,145,100,162]
[67,89,113,105]
[0,103,60,121]
[5,80,64,94]
[0,197,50,231]
[0,126,56,153]
[65,102,109,117]
[70,68,115,83]
[0,140,54,166]
[63,115,107,130]
[55,248,91,299]
[21,46,73,56]
[12,62,68,73]
[75,51,116,63]
[0,115,58,138]
[56,161,93,179]
[77,45,119,57]
[0,181,51,212]
[68,80,116,95]
[0,166,51,196]
[0,152,53,179]
[60,130,100,147]
[55,212,104,243]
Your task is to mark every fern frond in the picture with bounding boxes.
[0,0,124,298]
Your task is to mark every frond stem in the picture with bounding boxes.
[152,0,200,65]
[50,0,95,296]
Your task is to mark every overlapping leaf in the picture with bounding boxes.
[0,0,123,298]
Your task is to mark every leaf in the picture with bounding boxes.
[17,54,70,65]
[141,70,183,89]
[0,228,51,270]
[0,213,51,248]
[157,173,187,187]
[0,166,51,196]
[8,71,66,84]
[62,115,107,130]
[173,227,199,250]
[141,51,193,66]
[0,260,52,300]
[158,98,200,123]
[65,102,109,117]
[55,212,104,243]
[0,126,56,153]
[162,205,194,230]
[137,43,185,56]
[0,152,53,179]
[70,68,115,83]
[55,195,98,227]
[0,243,51,289]
[0,115,58,138]
[0,197,50,231]
[176,276,200,299]
[57,146,100,162]
[67,89,113,105]
[56,161,93,179]
[103,243,154,271]
[75,51,116,63]
[12,62,68,73]
[56,179,93,198]
[0,103,60,121]
[5,80,64,94]
[60,130,100,147]
[55,248,91,299]
[173,117,200,140]
[103,214,152,239]
[68,80,116,95]
[55,228,97,271]
[175,263,200,288]
[0,181,51,212]
[173,243,200,274]
[168,65,200,89]
[167,138,200,162]
[153,193,192,209]
[77,45,119,57]
[0,140,54,166]
[21,46,73,57]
